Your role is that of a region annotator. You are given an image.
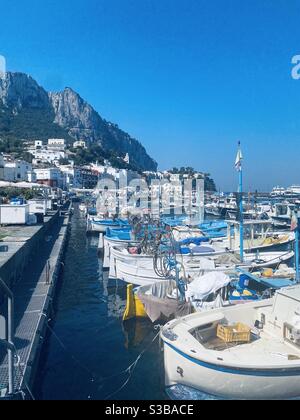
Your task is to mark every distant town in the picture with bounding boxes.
[0,137,215,194]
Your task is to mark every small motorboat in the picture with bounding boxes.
[86,216,129,233]
[161,285,300,400]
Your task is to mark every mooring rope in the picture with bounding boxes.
[45,318,162,399]
[104,326,162,400]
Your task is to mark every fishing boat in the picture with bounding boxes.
[109,245,225,286]
[211,220,295,254]
[103,224,207,269]
[103,228,139,268]
[161,285,300,400]
[86,216,129,233]
[109,244,294,286]
[123,272,232,322]
[123,266,296,323]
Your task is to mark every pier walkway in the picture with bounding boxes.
[0,213,70,399]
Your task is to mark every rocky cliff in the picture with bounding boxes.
[0,72,157,171]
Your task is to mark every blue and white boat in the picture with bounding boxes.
[161,285,300,400]
[87,216,129,233]
[103,227,139,268]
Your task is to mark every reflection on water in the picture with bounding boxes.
[34,205,165,401]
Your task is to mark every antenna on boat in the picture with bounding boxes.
[235,141,244,262]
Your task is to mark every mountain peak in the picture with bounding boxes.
[0,72,157,171]
[0,71,49,109]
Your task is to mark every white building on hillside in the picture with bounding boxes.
[90,163,119,178]
[35,140,43,148]
[48,139,66,150]
[1,157,33,182]
[34,168,64,188]
[58,165,83,189]
[32,149,66,165]
[26,139,66,164]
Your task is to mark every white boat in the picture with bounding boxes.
[271,186,286,197]
[86,216,129,233]
[285,185,300,197]
[103,233,139,268]
[109,245,294,286]
[103,225,205,269]
[109,246,225,286]
[161,285,300,400]
[212,230,295,254]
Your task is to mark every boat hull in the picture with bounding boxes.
[109,247,225,286]
[103,236,139,269]
[163,341,300,400]
[110,247,294,286]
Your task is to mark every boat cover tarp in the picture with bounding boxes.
[179,237,210,246]
[106,228,131,240]
[137,281,193,322]
[92,219,129,226]
[185,272,231,301]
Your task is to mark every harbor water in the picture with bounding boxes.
[34,204,167,401]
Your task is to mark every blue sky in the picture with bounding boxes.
[1,0,300,191]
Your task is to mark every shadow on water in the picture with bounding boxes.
[34,205,166,401]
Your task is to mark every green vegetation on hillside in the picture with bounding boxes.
[0,106,71,142]
[70,144,141,172]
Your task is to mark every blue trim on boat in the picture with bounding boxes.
[165,342,300,377]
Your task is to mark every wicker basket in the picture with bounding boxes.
[217,323,251,343]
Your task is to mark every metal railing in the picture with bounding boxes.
[0,277,15,396]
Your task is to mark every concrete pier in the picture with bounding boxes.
[0,210,71,399]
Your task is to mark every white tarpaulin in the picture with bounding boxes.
[185,271,231,301]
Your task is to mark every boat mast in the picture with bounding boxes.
[292,211,300,283]
[235,142,244,261]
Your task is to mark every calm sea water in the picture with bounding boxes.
[34,205,166,401]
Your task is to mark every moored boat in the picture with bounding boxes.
[161,285,300,400]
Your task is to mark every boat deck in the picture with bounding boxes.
[199,335,258,351]
[201,331,300,366]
